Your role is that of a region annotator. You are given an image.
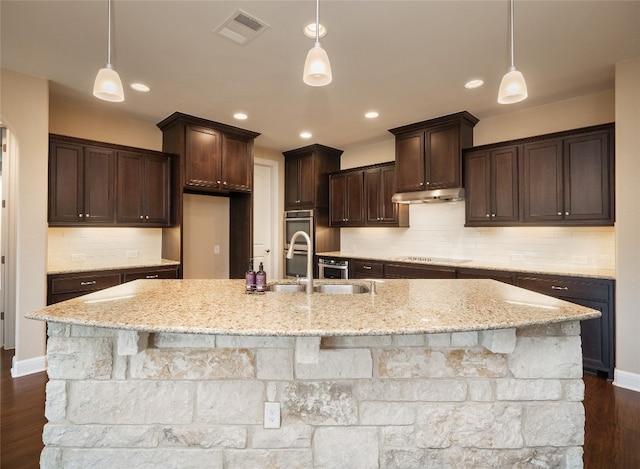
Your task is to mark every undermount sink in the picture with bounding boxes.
[266,283,370,295]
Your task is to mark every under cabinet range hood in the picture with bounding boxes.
[391,187,465,204]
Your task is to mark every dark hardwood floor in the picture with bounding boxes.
[1,347,639,468]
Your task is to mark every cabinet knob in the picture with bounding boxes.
[78,214,83,218]
[419,182,424,186]
[217,180,221,184]
[557,212,562,216]
[85,214,90,218]
[491,214,496,218]
[223,181,227,185]
[565,211,569,216]
[140,216,144,219]
[486,214,490,218]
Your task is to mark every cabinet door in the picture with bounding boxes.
[491,146,519,222]
[83,146,115,224]
[49,140,84,224]
[344,170,364,225]
[567,297,612,378]
[144,155,171,225]
[185,125,221,189]
[116,152,145,224]
[464,151,491,223]
[395,131,425,192]
[563,131,612,223]
[329,173,347,225]
[285,153,315,209]
[426,124,460,189]
[521,139,563,223]
[284,156,301,208]
[221,135,252,192]
[365,166,399,225]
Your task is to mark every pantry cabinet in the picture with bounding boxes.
[389,111,478,193]
[283,144,342,210]
[116,152,171,226]
[49,137,116,225]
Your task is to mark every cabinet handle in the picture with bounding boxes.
[145,275,159,279]
[363,265,372,270]
[80,281,97,286]
[551,286,569,291]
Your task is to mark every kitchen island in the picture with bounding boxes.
[27,279,598,469]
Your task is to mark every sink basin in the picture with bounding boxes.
[266,284,306,293]
[266,283,370,294]
[314,284,369,294]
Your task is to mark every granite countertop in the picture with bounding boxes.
[317,251,616,280]
[26,278,600,336]
[47,259,181,275]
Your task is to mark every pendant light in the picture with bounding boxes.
[303,0,332,87]
[93,0,124,102]
[498,0,527,104]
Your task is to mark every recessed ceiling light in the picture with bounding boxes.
[300,131,312,139]
[130,83,150,92]
[365,111,379,119]
[233,112,248,120]
[464,79,484,89]
[303,23,327,39]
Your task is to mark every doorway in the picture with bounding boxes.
[253,158,279,279]
[0,126,16,350]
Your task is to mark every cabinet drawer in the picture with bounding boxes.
[123,267,179,282]
[516,276,610,301]
[50,273,121,295]
[385,263,456,279]
[352,260,384,278]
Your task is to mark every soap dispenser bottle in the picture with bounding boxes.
[255,262,267,293]
[245,260,256,293]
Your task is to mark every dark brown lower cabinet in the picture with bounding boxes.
[351,260,385,279]
[516,274,615,379]
[47,265,180,305]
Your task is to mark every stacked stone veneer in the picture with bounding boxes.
[42,322,585,469]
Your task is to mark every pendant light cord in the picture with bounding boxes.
[509,0,515,69]
[107,0,113,66]
[315,0,320,44]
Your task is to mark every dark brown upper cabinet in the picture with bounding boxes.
[389,111,478,193]
[521,126,614,225]
[329,162,408,228]
[283,144,342,210]
[464,146,519,226]
[329,170,365,227]
[364,163,409,227]
[463,123,614,227]
[49,137,116,225]
[157,112,260,194]
[116,151,171,226]
[48,134,175,227]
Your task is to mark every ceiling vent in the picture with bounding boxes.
[215,9,269,45]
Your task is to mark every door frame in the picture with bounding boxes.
[254,157,280,278]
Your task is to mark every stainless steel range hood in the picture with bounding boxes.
[391,187,465,204]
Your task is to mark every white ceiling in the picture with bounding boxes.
[2,1,639,152]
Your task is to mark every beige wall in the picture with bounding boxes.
[49,91,162,150]
[614,58,640,382]
[0,69,48,367]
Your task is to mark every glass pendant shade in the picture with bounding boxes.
[498,67,527,104]
[93,64,124,102]
[303,42,332,86]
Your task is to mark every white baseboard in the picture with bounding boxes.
[11,355,47,377]
[613,368,640,393]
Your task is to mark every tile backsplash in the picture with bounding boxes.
[340,202,615,269]
[48,227,164,268]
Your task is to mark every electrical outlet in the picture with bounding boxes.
[127,250,139,259]
[264,402,280,429]
[214,245,220,254]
